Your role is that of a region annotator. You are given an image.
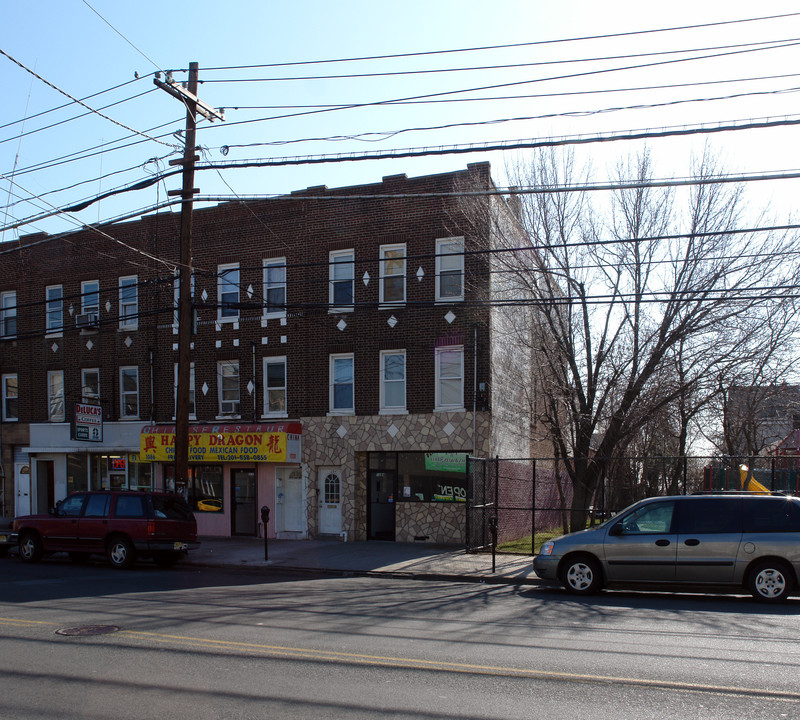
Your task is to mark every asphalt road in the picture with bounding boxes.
[1,555,800,719]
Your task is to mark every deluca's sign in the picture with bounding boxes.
[140,423,302,463]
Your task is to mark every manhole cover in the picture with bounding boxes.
[55,625,120,637]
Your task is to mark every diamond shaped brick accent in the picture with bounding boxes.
[388,423,399,438]
[124,336,132,347]
[387,315,398,328]
[363,271,370,286]
[443,422,455,436]
[337,319,347,331]
[105,300,111,312]
[51,343,59,353]
[417,266,424,281]
[445,310,456,324]
[85,340,94,350]
[201,289,208,302]
[336,425,348,438]
[247,380,254,395]
[201,382,209,396]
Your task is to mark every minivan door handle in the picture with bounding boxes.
[684,538,700,546]
[655,539,671,547]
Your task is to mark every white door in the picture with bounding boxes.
[276,467,305,534]
[15,463,30,517]
[318,468,343,535]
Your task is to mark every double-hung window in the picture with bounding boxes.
[46,285,63,334]
[119,275,138,329]
[82,368,100,405]
[174,362,196,419]
[218,264,239,321]
[119,366,139,419]
[329,354,354,414]
[379,244,406,304]
[329,250,354,311]
[263,356,287,417]
[2,374,18,421]
[218,360,240,416]
[81,280,99,315]
[380,350,406,413]
[435,346,464,411]
[48,370,65,422]
[1,291,17,338]
[435,237,465,302]
[263,258,287,318]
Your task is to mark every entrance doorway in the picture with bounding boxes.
[231,468,256,535]
[368,470,395,540]
[276,467,305,535]
[35,460,54,514]
[318,468,343,535]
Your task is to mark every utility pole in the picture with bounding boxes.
[155,63,224,495]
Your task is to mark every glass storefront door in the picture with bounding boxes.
[231,468,256,536]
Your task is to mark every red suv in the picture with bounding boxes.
[10,491,199,569]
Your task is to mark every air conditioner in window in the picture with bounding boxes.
[220,401,239,415]
[76,312,99,329]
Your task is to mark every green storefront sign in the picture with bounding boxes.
[424,452,467,473]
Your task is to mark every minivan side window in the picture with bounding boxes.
[619,501,675,534]
[677,498,741,534]
[742,498,800,533]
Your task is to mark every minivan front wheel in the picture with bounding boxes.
[560,555,603,595]
[748,560,794,603]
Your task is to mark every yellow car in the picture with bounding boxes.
[196,498,223,512]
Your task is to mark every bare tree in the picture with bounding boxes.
[460,146,800,531]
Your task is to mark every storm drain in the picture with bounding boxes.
[55,625,120,637]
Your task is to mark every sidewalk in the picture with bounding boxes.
[188,536,539,585]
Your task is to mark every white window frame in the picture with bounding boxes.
[379,244,406,305]
[47,369,65,422]
[217,263,240,322]
[329,353,354,415]
[380,349,407,414]
[173,362,196,420]
[217,360,240,417]
[329,249,354,312]
[81,368,100,405]
[435,237,465,302]
[46,285,63,334]
[2,373,18,422]
[435,345,464,411]
[119,366,139,419]
[81,280,99,315]
[1,291,17,338]
[263,258,287,319]
[262,356,287,418]
[118,275,138,330]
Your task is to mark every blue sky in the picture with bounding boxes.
[3,1,800,238]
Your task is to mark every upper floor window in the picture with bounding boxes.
[380,244,406,304]
[81,368,100,405]
[263,356,287,417]
[81,280,99,315]
[435,346,464,411]
[47,370,65,422]
[1,291,17,338]
[119,276,138,329]
[174,362,196,419]
[46,285,63,334]
[218,360,240,417]
[2,374,18,422]
[435,237,465,302]
[329,250,354,311]
[263,258,287,318]
[217,264,239,321]
[119,366,139,419]
[380,350,406,413]
[329,354,354,414]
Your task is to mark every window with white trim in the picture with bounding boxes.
[329,354,354,414]
[48,370,65,422]
[380,350,406,413]
[2,374,18,421]
[217,264,239,321]
[118,275,138,329]
[435,237,465,301]
[46,285,63,333]
[218,360,240,416]
[1,291,17,338]
[379,244,406,304]
[81,280,99,315]
[174,363,196,419]
[435,346,464,411]
[81,368,100,405]
[263,356,287,417]
[119,366,139,419]
[263,258,287,318]
[329,250,354,311]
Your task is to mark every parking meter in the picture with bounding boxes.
[260,506,270,560]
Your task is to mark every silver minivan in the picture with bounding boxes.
[533,494,800,602]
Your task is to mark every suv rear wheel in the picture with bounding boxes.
[107,536,136,569]
[19,532,43,563]
[560,555,603,595]
[748,560,794,603]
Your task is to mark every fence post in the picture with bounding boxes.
[465,456,472,552]
[531,458,536,557]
